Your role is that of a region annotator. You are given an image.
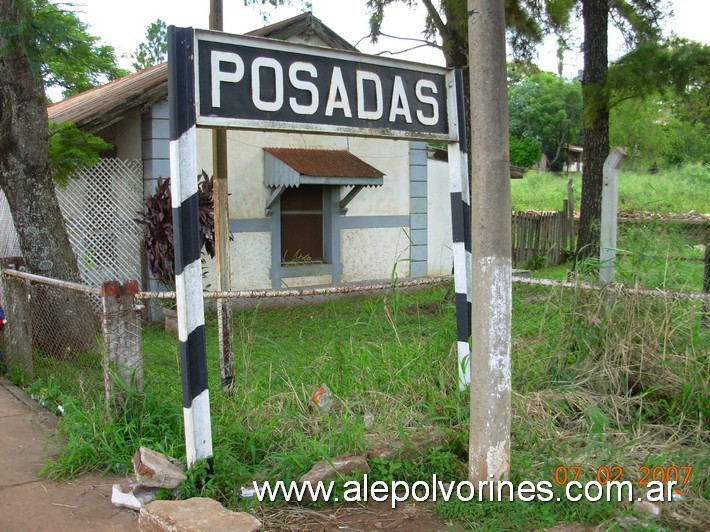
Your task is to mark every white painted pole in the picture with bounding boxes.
[468,0,512,488]
[447,70,472,390]
[168,26,213,470]
[599,148,626,284]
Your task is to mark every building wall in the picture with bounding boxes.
[427,157,453,276]
[95,108,142,160]
[217,130,412,289]
[132,101,458,290]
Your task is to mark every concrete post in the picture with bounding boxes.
[599,148,626,283]
[468,0,513,489]
[101,281,143,403]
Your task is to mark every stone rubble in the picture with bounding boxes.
[139,497,262,532]
[298,453,371,486]
[111,478,158,511]
[132,446,187,489]
[112,447,187,512]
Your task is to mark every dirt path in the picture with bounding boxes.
[0,378,138,531]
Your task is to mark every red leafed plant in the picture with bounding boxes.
[137,171,216,289]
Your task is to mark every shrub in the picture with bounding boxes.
[136,171,216,289]
[509,135,541,167]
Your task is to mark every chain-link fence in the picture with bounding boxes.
[0,268,143,410]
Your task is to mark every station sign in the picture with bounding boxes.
[194,29,455,141]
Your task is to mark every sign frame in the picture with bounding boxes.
[168,25,472,470]
[192,29,458,142]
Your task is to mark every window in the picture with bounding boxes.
[280,185,323,263]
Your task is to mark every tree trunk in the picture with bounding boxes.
[576,0,610,262]
[0,0,96,357]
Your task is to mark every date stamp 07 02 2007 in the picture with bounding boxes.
[553,464,693,497]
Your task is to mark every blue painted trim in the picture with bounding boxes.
[339,215,409,229]
[230,218,271,233]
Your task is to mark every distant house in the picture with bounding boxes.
[534,144,584,173]
[566,144,583,172]
[44,13,455,291]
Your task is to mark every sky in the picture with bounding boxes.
[67,0,709,80]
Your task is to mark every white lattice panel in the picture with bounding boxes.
[56,158,144,287]
[0,190,22,260]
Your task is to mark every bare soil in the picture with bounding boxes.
[0,379,138,531]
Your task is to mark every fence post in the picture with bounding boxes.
[600,148,626,283]
[567,179,575,251]
[101,281,143,405]
[703,242,709,327]
[0,259,33,378]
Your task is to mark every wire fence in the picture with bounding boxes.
[2,262,707,417]
[612,218,708,292]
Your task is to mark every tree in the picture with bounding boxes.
[3,0,126,99]
[508,71,581,170]
[509,135,541,167]
[132,19,167,71]
[365,1,673,262]
[575,0,666,260]
[1,0,123,356]
[367,0,571,166]
[607,39,710,168]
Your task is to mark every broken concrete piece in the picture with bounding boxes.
[133,447,187,489]
[111,478,158,511]
[299,453,370,485]
[139,498,262,531]
[633,500,661,519]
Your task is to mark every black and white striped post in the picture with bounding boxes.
[448,69,472,389]
[167,26,213,469]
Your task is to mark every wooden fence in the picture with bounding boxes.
[512,201,575,268]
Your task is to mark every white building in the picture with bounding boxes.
[45,13,454,291]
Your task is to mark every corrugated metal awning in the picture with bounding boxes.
[264,148,385,188]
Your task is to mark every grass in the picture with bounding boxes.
[14,280,708,530]
[511,163,710,214]
[528,220,706,292]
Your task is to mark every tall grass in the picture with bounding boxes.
[512,163,709,214]
[30,282,709,529]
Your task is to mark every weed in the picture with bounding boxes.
[24,281,709,530]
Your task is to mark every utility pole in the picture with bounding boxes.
[210,0,235,391]
[467,0,512,491]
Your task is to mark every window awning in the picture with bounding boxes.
[264,148,385,188]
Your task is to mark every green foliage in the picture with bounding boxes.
[507,59,541,84]
[42,378,185,478]
[509,135,541,167]
[131,19,167,71]
[508,72,581,170]
[47,122,112,186]
[0,0,127,98]
[607,39,710,109]
[32,281,709,527]
[608,44,710,169]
